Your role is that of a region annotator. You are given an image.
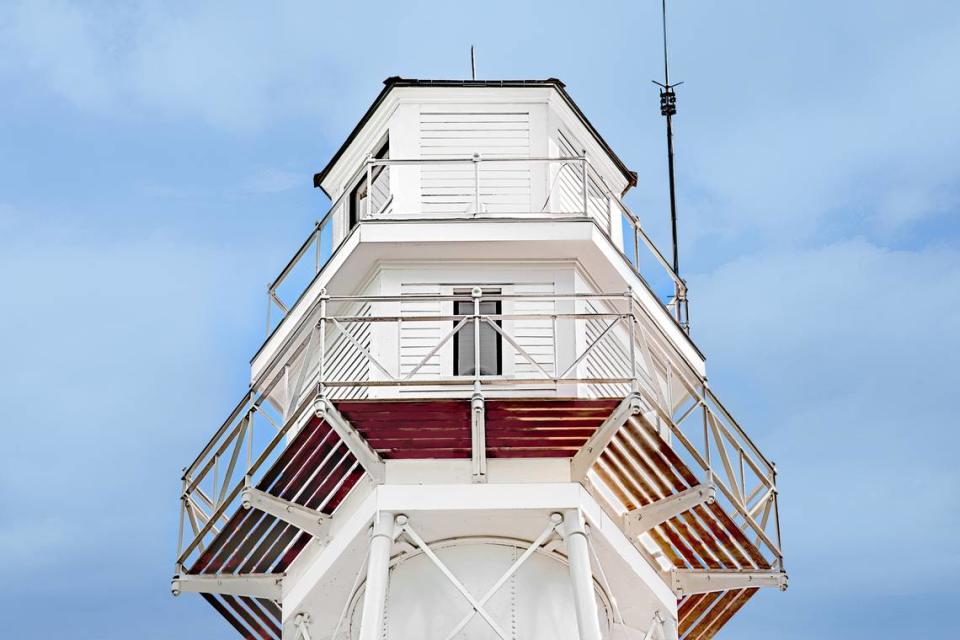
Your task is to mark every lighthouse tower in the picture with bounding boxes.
[172,78,786,640]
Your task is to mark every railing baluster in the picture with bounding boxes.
[315,220,322,274]
[552,314,559,380]
[473,153,481,215]
[580,152,588,217]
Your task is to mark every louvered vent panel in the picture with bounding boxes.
[419,110,531,214]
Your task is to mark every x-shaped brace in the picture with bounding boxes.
[396,514,562,640]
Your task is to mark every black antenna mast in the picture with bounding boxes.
[652,0,682,277]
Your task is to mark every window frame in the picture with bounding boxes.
[452,290,503,377]
[348,137,389,230]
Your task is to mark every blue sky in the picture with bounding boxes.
[1,1,958,637]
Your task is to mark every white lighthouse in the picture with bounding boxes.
[171,77,787,640]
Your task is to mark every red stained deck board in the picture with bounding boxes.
[192,396,762,640]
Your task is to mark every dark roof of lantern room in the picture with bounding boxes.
[312,77,638,197]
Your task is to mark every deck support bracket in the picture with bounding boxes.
[171,573,283,600]
[671,569,788,596]
[471,392,487,483]
[623,477,716,537]
[315,396,386,484]
[241,486,331,540]
[571,392,644,480]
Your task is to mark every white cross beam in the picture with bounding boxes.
[398,515,561,640]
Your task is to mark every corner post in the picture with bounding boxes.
[357,511,397,640]
[580,150,589,218]
[472,287,482,394]
[473,153,481,215]
[318,290,328,396]
[365,153,373,220]
[561,509,603,640]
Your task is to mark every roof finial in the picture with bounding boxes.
[470,45,477,80]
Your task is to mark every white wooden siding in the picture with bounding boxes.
[582,299,632,399]
[323,302,371,399]
[553,129,611,230]
[553,130,585,214]
[419,110,531,214]
[511,283,556,377]
[399,284,444,378]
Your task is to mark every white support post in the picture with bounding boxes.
[622,478,716,538]
[571,392,644,480]
[671,569,788,596]
[316,396,386,484]
[170,573,283,600]
[357,511,397,640]
[562,509,603,640]
[240,486,331,540]
[471,392,487,483]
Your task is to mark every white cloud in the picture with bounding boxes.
[0,1,355,131]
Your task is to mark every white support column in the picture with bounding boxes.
[357,511,396,640]
[471,392,487,483]
[562,509,603,640]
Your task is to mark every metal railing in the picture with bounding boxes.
[264,155,689,339]
[174,345,361,572]
[177,289,780,572]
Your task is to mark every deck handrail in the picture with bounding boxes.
[263,155,689,340]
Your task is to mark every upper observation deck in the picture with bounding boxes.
[259,78,691,378]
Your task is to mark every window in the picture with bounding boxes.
[453,289,502,376]
[348,139,389,230]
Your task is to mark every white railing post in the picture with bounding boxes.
[365,154,373,220]
[318,290,328,397]
[472,287,482,392]
[473,153,481,215]
[314,219,322,274]
[627,291,638,391]
[580,151,589,217]
[633,219,641,269]
[265,285,272,338]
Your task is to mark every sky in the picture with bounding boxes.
[1,1,958,637]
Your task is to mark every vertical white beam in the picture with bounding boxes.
[357,511,396,640]
[562,509,603,640]
[471,392,487,483]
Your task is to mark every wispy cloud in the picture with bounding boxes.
[0,1,354,132]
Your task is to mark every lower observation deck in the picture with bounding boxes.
[173,292,784,639]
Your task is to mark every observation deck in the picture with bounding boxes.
[172,79,785,640]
